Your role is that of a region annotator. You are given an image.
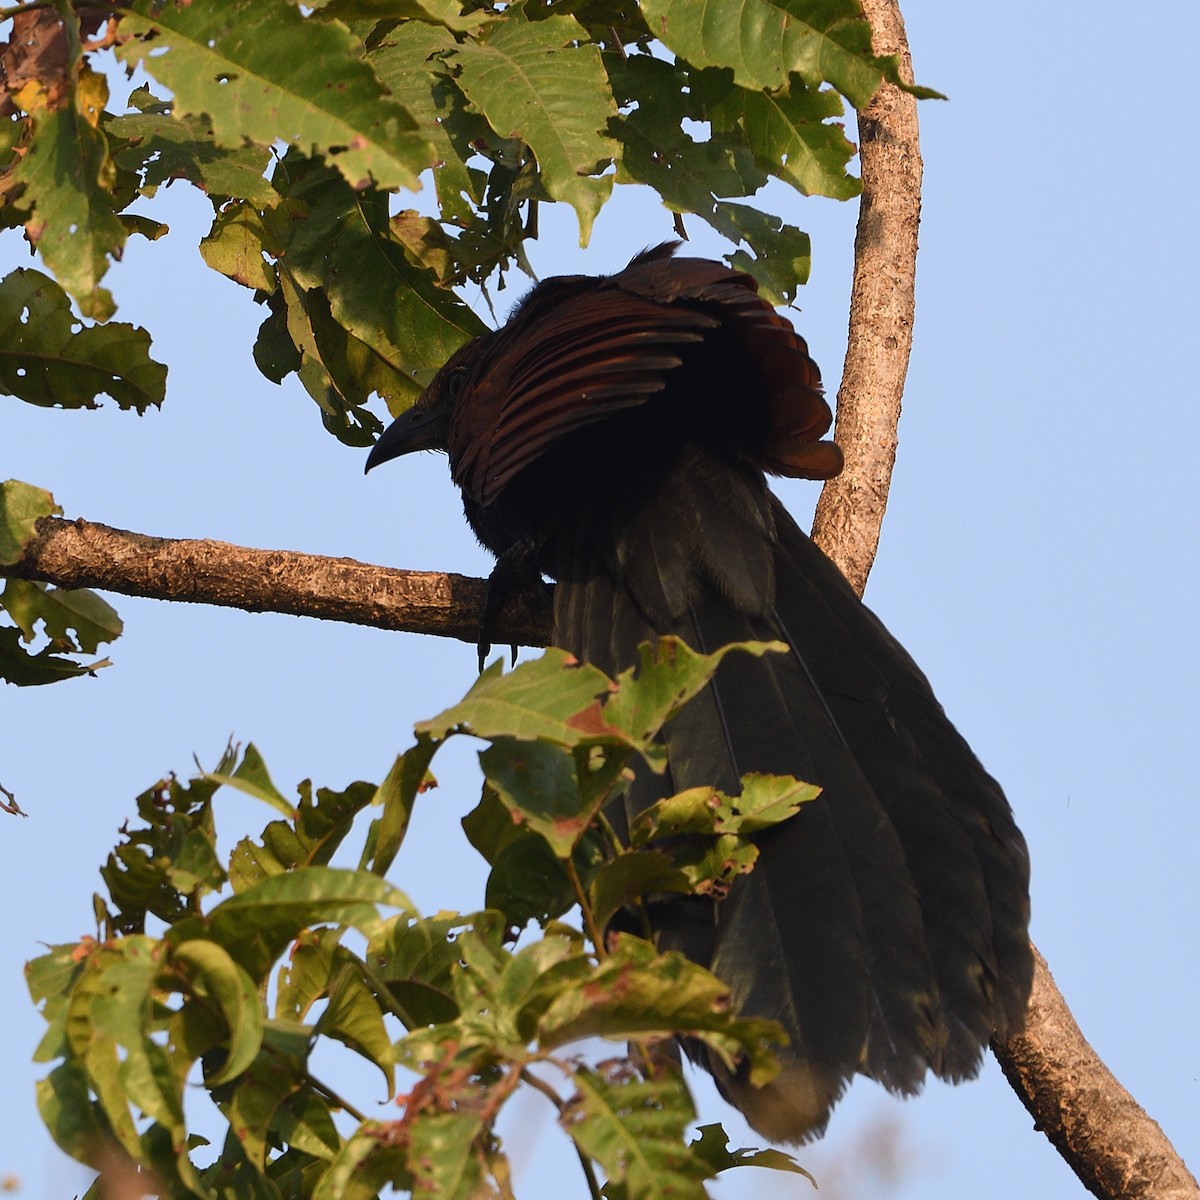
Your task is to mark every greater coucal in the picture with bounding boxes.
[365,244,1032,1142]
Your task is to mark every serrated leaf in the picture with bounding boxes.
[174,940,265,1085]
[0,269,167,410]
[117,0,435,190]
[641,0,884,107]
[0,578,122,652]
[451,14,617,242]
[0,477,59,565]
[563,1063,710,1200]
[14,67,124,317]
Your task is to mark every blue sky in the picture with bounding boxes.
[4,2,1198,1197]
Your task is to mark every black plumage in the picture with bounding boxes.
[365,244,1032,1142]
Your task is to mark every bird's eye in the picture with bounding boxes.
[446,367,469,397]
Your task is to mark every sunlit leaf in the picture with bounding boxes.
[117,0,434,190]
[451,13,617,242]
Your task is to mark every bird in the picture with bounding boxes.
[365,243,1032,1143]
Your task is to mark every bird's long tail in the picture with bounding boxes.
[551,449,1032,1142]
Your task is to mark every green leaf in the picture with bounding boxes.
[601,638,788,764]
[36,1061,115,1169]
[0,269,167,411]
[563,1063,710,1200]
[174,940,265,1085]
[203,742,296,818]
[484,832,576,927]
[367,910,505,1027]
[14,63,125,318]
[311,1121,411,1200]
[641,0,886,108]
[315,0,491,35]
[537,935,782,1084]
[268,158,485,386]
[479,737,594,858]
[117,0,435,191]
[205,866,413,982]
[414,649,613,749]
[410,1109,486,1200]
[0,478,59,565]
[586,851,690,932]
[108,90,279,207]
[698,70,861,200]
[213,1052,308,1173]
[272,1088,342,1161]
[451,13,618,242]
[317,963,395,1094]
[0,624,104,686]
[0,579,122,653]
[631,773,820,845]
[276,927,344,1021]
[200,203,277,293]
[689,1122,816,1184]
[368,22,489,226]
[368,747,429,876]
[721,203,813,304]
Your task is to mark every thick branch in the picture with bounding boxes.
[993,950,1198,1200]
[807,3,1197,1197]
[809,0,922,594]
[4,516,551,648]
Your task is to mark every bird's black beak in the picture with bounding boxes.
[364,402,451,474]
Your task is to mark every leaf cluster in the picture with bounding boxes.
[27,638,820,1198]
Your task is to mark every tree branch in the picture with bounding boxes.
[993,949,1199,1200]
[808,2,1197,1197]
[4,516,551,648]
[808,0,921,594]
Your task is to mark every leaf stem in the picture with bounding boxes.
[520,1070,602,1200]
[565,855,605,958]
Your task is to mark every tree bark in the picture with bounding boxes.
[4,515,550,649]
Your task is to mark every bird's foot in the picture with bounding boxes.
[478,546,545,672]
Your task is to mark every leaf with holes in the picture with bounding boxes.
[451,14,618,243]
[116,0,434,191]
[0,269,166,411]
